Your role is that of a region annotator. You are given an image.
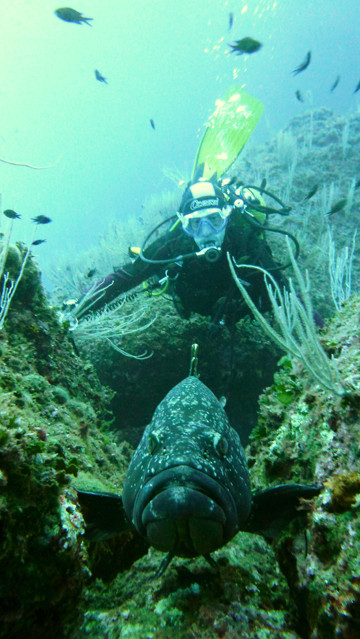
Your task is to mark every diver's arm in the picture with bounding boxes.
[77,231,181,315]
[86,261,158,311]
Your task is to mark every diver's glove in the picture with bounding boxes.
[57,299,80,330]
[58,278,114,329]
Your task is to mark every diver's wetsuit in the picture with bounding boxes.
[89,208,287,326]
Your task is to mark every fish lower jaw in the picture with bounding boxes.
[143,485,228,556]
[132,465,240,556]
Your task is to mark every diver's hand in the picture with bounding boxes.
[57,299,80,330]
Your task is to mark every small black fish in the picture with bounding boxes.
[3,209,21,219]
[295,90,304,103]
[355,179,360,190]
[31,215,52,225]
[327,198,347,216]
[87,268,97,278]
[330,75,340,92]
[228,37,262,55]
[292,51,311,75]
[77,375,321,574]
[55,7,93,25]
[228,12,234,31]
[353,79,360,94]
[95,69,108,84]
[31,239,46,246]
[303,184,319,201]
[150,119,156,130]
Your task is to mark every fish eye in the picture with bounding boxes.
[213,433,228,457]
[148,433,160,454]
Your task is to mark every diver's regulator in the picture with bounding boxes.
[195,245,222,263]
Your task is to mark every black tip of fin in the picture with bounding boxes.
[192,163,205,182]
[243,483,322,540]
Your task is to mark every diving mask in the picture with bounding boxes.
[179,206,231,248]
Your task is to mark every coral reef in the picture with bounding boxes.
[0,252,134,638]
[248,294,360,638]
[80,533,299,639]
[233,107,359,317]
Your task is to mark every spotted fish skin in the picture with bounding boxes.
[122,376,251,558]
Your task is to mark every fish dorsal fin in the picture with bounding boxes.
[189,343,200,377]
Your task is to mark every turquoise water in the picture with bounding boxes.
[0,0,359,274]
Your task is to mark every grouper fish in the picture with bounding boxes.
[77,374,320,573]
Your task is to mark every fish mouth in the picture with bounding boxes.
[132,464,239,557]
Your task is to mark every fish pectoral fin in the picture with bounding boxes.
[242,483,322,540]
[76,489,149,574]
[76,488,134,539]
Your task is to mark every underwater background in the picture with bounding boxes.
[1,1,360,638]
[0,0,359,274]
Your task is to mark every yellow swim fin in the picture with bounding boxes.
[192,86,264,181]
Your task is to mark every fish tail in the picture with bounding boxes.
[83,17,93,26]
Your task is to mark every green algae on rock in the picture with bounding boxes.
[247,295,360,638]
[0,253,132,638]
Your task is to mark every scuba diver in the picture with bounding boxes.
[68,86,300,329]
[73,174,297,329]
